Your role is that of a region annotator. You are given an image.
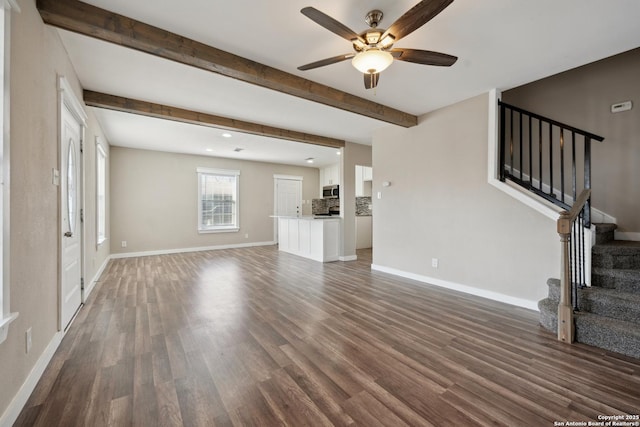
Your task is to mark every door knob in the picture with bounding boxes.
[64,231,73,237]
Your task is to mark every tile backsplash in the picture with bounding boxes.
[312,198,340,214]
[356,197,372,216]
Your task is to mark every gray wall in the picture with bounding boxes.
[0,0,111,417]
[372,93,559,305]
[504,48,640,233]
[110,147,320,254]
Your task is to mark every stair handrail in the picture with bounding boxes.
[498,101,604,226]
[557,188,591,343]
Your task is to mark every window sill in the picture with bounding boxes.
[198,227,239,234]
[0,312,19,345]
[97,237,107,248]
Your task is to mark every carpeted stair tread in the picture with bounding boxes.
[592,267,640,293]
[593,223,617,244]
[538,297,557,332]
[593,240,640,250]
[579,287,640,323]
[574,312,640,359]
[546,278,560,302]
[592,241,640,269]
[593,223,617,233]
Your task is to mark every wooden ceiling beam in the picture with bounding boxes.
[37,0,418,128]
[83,90,345,149]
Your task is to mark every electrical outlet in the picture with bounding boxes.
[121,240,127,248]
[26,327,32,354]
[244,233,249,239]
[432,258,439,268]
[377,191,382,199]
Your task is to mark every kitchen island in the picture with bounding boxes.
[277,216,340,262]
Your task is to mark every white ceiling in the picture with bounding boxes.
[58,0,640,168]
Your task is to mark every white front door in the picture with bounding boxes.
[60,103,83,330]
[274,177,302,242]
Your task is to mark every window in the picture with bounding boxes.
[197,167,240,233]
[0,0,19,344]
[96,138,106,245]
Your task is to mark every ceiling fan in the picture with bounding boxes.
[298,0,458,90]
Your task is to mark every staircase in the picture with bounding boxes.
[539,223,640,358]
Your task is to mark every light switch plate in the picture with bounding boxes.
[52,168,60,186]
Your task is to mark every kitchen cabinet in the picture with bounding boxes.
[355,166,373,197]
[320,163,340,188]
[356,216,372,249]
[362,166,373,181]
[278,217,340,262]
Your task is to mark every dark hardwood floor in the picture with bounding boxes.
[14,246,640,426]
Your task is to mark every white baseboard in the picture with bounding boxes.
[83,256,111,302]
[110,241,277,259]
[615,231,640,242]
[371,264,539,312]
[339,255,358,262]
[0,331,64,427]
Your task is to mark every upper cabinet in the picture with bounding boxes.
[320,163,340,187]
[362,166,373,182]
[355,165,373,197]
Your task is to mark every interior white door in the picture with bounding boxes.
[274,178,302,242]
[277,179,302,216]
[60,104,83,330]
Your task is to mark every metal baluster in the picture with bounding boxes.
[579,213,585,287]
[571,131,576,202]
[549,124,554,198]
[499,103,506,181]
[529,115,532,188]
[510,108,514,175]
[584,138,592,227]
[519,111,523,180]
[560,128,565,203]
[539,120,543,191]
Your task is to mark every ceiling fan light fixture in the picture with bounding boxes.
[352,49,393,74]
[379,34,395,49]
[352,38,366,50]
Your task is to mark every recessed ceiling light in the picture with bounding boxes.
[205,148,214,152]
[305,157,314,164]
[222,132,232,138]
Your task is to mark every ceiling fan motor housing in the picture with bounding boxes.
[352,10,391,52]
[365,10,383,28]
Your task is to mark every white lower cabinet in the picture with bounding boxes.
[278,217,340,262]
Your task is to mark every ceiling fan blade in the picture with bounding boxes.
[364,73,380,90]
[298,53,355,71]
[381,0,454,42]
[391,48,457,66]
[301,7,365,44]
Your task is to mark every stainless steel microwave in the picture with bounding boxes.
[323,185,339,199]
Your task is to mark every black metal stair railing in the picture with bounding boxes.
[499,102,604,317]
[498,101,604,228]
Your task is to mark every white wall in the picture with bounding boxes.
[372,93,560,308]
[110,147,320,254]
[0,0,111,420]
